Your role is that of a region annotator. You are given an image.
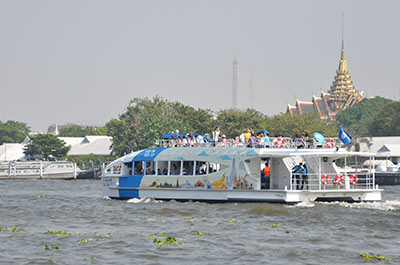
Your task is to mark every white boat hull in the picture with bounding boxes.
[103,185,382,203]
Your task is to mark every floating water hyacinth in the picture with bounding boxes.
[37,194,49,199]
[229,218,236,223]
[185,216,194,223]
[145,233,184,248]
[0,225,23,233]
[359,252,390,261]
[78,238,89,244]
[44,244,59,250]
[272,223,280,229]
[83,257,95,261]
[46,230,67,235]
[191,230,203,236]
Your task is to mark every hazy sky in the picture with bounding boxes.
[1,0,399,131]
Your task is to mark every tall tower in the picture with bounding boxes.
[232,53,239,109]
[328,15,362,111]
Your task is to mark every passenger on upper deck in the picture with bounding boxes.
[305,134,313,148]
[294,135,305,149]
[170,136,177,147]
[264,132,270,147]
[239,133,245,143]
[212,126,220,146]
[248,134,259,148]
[244,128,252,143]
[182,135,188,146]
[177,135,183,146]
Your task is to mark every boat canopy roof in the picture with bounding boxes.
[106,146,376,168]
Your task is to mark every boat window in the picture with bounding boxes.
[124,162,133,175]
[133,161,143,175]
[183,161,194,176]
[209,162,221,173]
[170,161,181,175]
[112,164,121,175]
[157,161,168,175]
[195,161,207,175]
[145,161,155,175]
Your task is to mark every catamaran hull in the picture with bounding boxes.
[103,186,382,203]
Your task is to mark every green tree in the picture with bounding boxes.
[214,108,268,138]
[58,124,108,137]
[336,96,394,136]
[367,102,400,136]
[0,120,31,145]
[24,134,70,160]
[106,97,214,156]
[267,112,337,138]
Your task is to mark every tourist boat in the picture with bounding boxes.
[101,136,382,203]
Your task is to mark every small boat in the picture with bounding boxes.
[0,160,80,179]
[101,136,382,203]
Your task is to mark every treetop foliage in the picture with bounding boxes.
[106,97,214,156]
[24,134,70,160]
[0,120,30,145]
[367,101,400,136]
[337,96,397,136]
[58,124,108,137]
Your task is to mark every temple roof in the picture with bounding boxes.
[286,17,363,121]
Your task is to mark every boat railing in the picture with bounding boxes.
[158,137,342,149]
[289,172,375,191]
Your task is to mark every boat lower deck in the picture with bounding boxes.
[105,187,382,203]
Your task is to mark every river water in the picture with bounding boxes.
[0,179,399,265]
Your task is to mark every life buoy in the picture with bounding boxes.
[321,174,330,185]
[326,138,334,148]
[274,137,285,148]
[350,174,358,184]
[334,175,344,185]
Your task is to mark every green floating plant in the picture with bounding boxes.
[272,223,280,229]
[38,194,49,199]
[145,233,184,248]
[191,230,203,236]
[229,218,236,223]
[46,230,67,235]
[359,252,391,261]
[0,225,23,233]
[185,216,194,223]
[44,244,59,250]
[83,257,95,261]
[78,238,88,244]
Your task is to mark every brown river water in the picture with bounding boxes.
[0,179,399,265]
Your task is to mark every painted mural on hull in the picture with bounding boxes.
[104,147,257,191]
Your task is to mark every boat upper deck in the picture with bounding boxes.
[159,137,342,150]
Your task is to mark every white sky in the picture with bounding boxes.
[0,0,399,131]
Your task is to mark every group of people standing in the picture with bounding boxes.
[212,127,270,147]
[291,162,308,190]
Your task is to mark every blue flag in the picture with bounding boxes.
[339,128,352,146]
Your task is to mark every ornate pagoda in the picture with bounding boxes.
[287,18,363,121]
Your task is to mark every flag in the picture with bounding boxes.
[339,128,352,146]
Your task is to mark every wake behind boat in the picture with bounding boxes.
[101,136,382,203]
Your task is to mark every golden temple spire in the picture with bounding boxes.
[338,14,348,73]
